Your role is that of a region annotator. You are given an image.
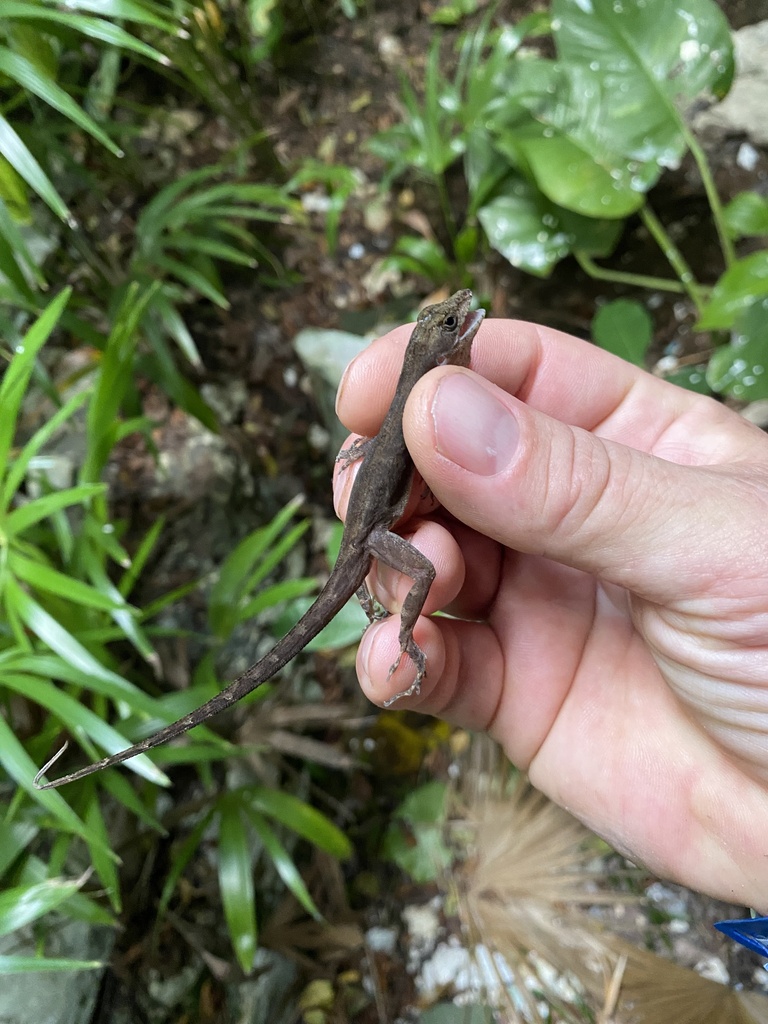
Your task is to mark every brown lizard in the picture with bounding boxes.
[34,290,485,789]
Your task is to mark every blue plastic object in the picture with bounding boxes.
[714,916,768,959]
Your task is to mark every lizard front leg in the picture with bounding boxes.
[365,528,436,705]
[355,583,390,625]
[337,436,373,470]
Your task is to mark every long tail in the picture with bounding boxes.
[35,558,368,789]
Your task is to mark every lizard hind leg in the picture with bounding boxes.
[366,527,436,706]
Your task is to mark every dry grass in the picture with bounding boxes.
[450,736,768,1024]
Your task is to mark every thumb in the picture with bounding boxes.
[403,368,762,605]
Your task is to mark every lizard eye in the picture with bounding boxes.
[443,315,458,330]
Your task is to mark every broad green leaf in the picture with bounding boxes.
[0,115,70,222]
[592,299,653,366]
[0,288,71,472]
[244,786,352,859]
[244,807,321,920]
[217,797,257,972]
[0,48,120,155]
[0,956,103,974]
[514,123,647,220]
[478,181,572,277]
[553,0,733,165]
[723,191,768,240]
[696,252,768,330]
[0,878,82,937]
[16,854,114,926]
[706,297,768,401]
[663,364,711,396]
[396,782,448,824]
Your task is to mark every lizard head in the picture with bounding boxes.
[412,289,486,370]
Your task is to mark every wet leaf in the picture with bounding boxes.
[696,252,768,330]
[706,298,768,401]
[592,299,653,366]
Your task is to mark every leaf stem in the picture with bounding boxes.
[574,252,688,295]
[638,204,706,312]
[683,125,735,269]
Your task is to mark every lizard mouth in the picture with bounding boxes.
[460,308,486,342]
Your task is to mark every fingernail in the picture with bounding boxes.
[432,373,519,475]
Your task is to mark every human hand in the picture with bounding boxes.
[334,315,768,912]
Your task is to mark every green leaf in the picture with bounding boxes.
[395,781,448,824]
[706,297,768,401]
[0,4,170,66]
[696,251,768,330]
[0,388,90,512]
[244,807,321,921]
[217,797,257,972]
[0,114,71,222]
[0,878,83,937]
[0,820,38,880]
[0,198,45,285]
[4,484,105,536]
[209,496,307,635]
[592,299,653,366]
[0,288,71,473]
[9,552,130,612]
[478,181,572,277]
[6,580,166,720]
[244,786,352,859]
[156,810,214,921]
[274,595,367,653]
[723,191,768,240]
[118,516,166,599]
[0,717,104,848]
[47,0,178,32]
[663,364,711,395]
[0,956,103,974]
[83,791,121,911]
[514,122,647,220]
[552,0,733,161]
[384,236,455,284]
[0,670,169,787]
[83,281,158,481]
[0,47,120,156]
